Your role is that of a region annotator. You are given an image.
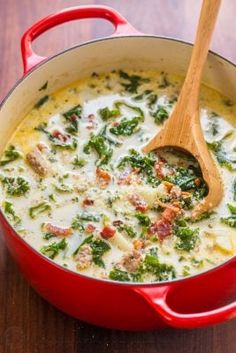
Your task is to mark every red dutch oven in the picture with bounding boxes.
[1,5,236,331]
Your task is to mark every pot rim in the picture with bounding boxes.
[1,34,236,288]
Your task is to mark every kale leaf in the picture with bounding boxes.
[174,221,199,252]
[0,145,21,166]
[29,201,51,219]
[1,177,30,196]
[207,139,236,171]
[3,201,21,225]
[119,70,150,93]
[152,106,169,125]
[40,238,67,259]
[83,133,113,165]
[63,105,82,134]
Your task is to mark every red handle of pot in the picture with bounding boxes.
[136,278,236,329]
[21,5,140,74]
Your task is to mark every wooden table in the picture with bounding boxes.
[1,0,236,352]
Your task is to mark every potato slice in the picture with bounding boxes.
[215,235,234,254]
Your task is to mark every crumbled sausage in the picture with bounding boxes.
[121,250,142,272]
[26,148,49,176]
[76,244,93,270]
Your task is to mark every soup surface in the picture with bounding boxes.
[1,70,236,283]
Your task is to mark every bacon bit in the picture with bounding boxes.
[96,168,111,189]
[163,181,173,192]
[129,194,148,212]
[194,178,202,187]
[52,130,70,142]
[113,220,124,227]
[100,226,116,239]
[133,239,144,250]
[83,198,94,206]
[149,219,172,241]
[85,224,96,234]
[44,223,73,237]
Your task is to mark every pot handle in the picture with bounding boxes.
[21,5,140,74]
[135,285,236,328]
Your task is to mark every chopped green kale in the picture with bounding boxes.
[132,89,152,101]
[118,224,136,238]
[152,106,169,125]
[174,221,199,252]
[119,70,150,93]
[221,203,236,228]
[158,72,171,88]
[83,133,113,165]
[3,201,21,225]
[207,139,235,171]
[43,232,56,240]
[99,107,120,121]
[1,176,30,196]
[0,145,21,166]
[29,201,51,219]
[118,149,159,186]
[72,212,100,231]
[110,117,141,136]
[166,166,207,199]
[72,156,87,168]
[109,267,142,282]
[233,178,236,201]
[40,238,67,259]
[53,182,72,193]
[63,105,82,134]
[135,212,151,227]
[34,95,49,109]
[144,254,176,281]
[109,268,130,281]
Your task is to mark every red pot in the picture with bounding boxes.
[1,5,236,331]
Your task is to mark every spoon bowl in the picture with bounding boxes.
[143,0,223,218]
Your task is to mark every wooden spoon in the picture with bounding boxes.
[143,0,223,219]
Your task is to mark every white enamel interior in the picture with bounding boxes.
[0,36,236,152]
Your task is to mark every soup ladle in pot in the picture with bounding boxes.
[143,0,223,219]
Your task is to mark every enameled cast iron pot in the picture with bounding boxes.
[1,5,236,331]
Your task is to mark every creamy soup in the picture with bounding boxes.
[1,70,236,283]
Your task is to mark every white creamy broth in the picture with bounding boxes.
[1,69,236,283]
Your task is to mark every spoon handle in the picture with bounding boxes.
[178,0,221,113]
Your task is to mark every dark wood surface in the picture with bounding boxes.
[1,1,236,352]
